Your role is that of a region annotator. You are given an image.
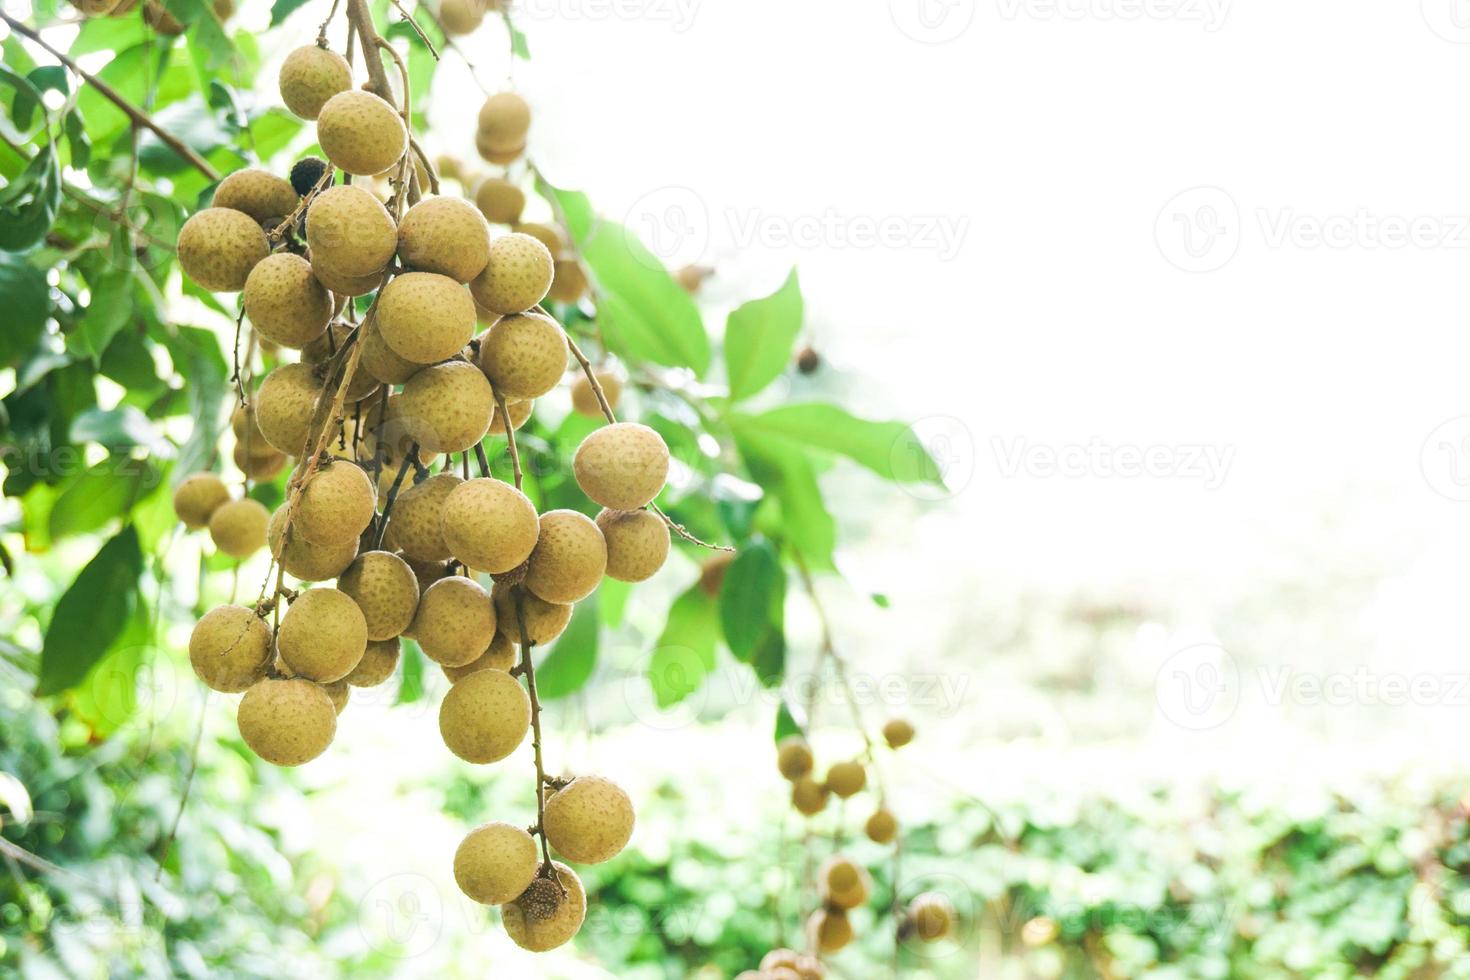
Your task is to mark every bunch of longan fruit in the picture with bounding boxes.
[172,44,656,954]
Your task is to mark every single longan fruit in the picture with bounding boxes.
[208,498,269,558]
[279,45,351,120]
[547,258,588,304]
[438,0,485,35]
[398,196,490,282]
[502,863,586,952]
[865,807,898,845]
[312,258,381,297]
[360,314,422,386]
[470,233,554,315]
[173,472,230,529]
[808,908,853,954]
[477,91,531,152]
[242,253,332,349]
[188,603,271,692]
[267,506,358,581]
[776,736,814,781]
[234,442,288,480]
[177,207,268,293]
[525,509,607,605]
[474,177,525,225]
[439,667,529,763]
[514,221,565,256]
[573,422,670,510]
[443,632,517,683]
[440,478,539,574]
[698,550,735,598]
[306,184,397,278]
[323,679,350,714]
[455,822,538,905]
[883,718,915,749]
[277,587,368,682]
[488,397,533,436]
[237,678,336,766]
[476,133,525,166]
[761,950,801,972]
[295,461,376,545]
[410,575,495,667]
[491,581,573,646]
[399,360,494,453]
[254,362,323,455]
[910,893,955,942]
[212,168,299,223]
[346,637,401,686]
[820,856,872,910]
[791,777,828,817]
[595,509,669,583]
[384,472,461,561]
[316,90,407,177]
[337,550,419,640]
[569,370,620,418]
[825,760,866,799]
[544,775,635,865]
[376,272,477,365]
[477,311,567,400]
[232,402,267,443]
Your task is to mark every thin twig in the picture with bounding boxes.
[491,386,523,489]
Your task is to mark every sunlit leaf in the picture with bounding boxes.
[37,525,144,695]
[724,267,803,403]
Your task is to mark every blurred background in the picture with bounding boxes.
[6,0,1470,977]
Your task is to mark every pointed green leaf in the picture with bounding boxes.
[536,595,599,699]
[649,585,719,707]
[725,268,803,402]
[37,525,144,695]
[732,402,942,485]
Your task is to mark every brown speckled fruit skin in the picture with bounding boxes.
[502,862,586,952]
[296,461,376,545]
[177,208,269,293]
[470,233,553,315]
[474,177,525,225]
[525,509,607,604]
[439,667,530,763]
[316,90,407,176]
[267,506,358,581]
[337,551,419,640]
[477,92,531,150]
[376,272,477,365]
[544,776,635,865]
[384,473,461,561]
[440,478,539,574]
[306,185,397,278]
[410,575,495,667]
[174,472,231,529]
[278,45,351,120]
[548,258,588,303]
[237,678,336,766]
[188,604,272,693]
[491,581,572,645]
[346,637,401,686]
[322,679,350,714]
[477,311,567,400]
[254,362,322,455]
[243,253,332,349]
[595,508,669,583]
[454,822,538,905]
[360,314,422,385]
[572,422,670,511]
[278,587,368,682]
[398,197,491,282]
[208,498,269,558]
[514,222,564,255]
[569,370,621,418]
[443,632,517,683]
[312,258,381,297]
[212,168,299,223]
[399,360,493,453]
[488,398,532,436]
[234,443,288,480]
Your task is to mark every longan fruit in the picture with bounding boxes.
[488,397,532,436]
[595,508,669,583]
[337,550,419,640]
[491,581,573,646]
[438,0,485,35]
[865,807,898,845]
[212,168,299,224]
[399,360,494,453]
[208,498,269,558]
[312,258,381,297]
[569,369,621,418]
[674,264,712,294]
[177,207,268,293]
[820,856,871,911]
[305,184,397,278]
[277,587,368,682]
[383,472,461,562]
[443,632,517,683]
[807,908,853,954]
[440,478,539,574]
[572,422,670,510]
[360,314,422,386]
[345,637,401,687]
[547,258,588,304]
[242,253,332,349]
[910,893,955,942]
[237,678,336,766]
[173,472,231,529]
[794,954,826,980]
[455,822,538,905]
[295,460,376,545]
[438,667,529,763]
[502,863,586,952]
[316,90,407,177]
[474,177,525,225]
[476,133,524,166]
[525,509,607,605]
[470,233,553,315]
[267,506,358,581]
[234,442,288,480]
[476,92,531,153]
[397,196,490,283]
[791,777,828,817]
[825,760,866,799]
[761,950,800,972]
[376,272,477,365]
[410,575,495,667]
[698,550,735,598]
[254,362,323,455]
[476,311,567,400]
[278,45,351,120]
[776,736,814,781]
[323,679,350,714]
[544,776,635,865]
[883,718,915,749]
[514,221,565,256]
[188,603,272,692]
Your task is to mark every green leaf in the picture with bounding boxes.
[719,541,784,660]
[48,457,158,540]
[536,596,598,699]
[0,253,48,367]
[37,525,144,695]
[396,640,426,705]
[649,585,719,708]
[247,108,303,161]
[735,434,836,569]
[0,142,61,251]
[67,597,153,737]
[70,405,170,455]
[774,701,801,742]
[732,403,943,485]
[725,268,803,402]
[270,0,313,24]
[77,252,136,362]
[598,577,631,629]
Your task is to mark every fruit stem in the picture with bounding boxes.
[372,443,419,550]
[490,386,523,490]
[512,585,560,887]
